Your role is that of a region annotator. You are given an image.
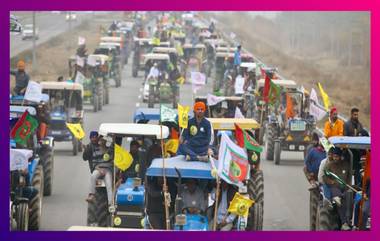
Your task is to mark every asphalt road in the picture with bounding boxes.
[10,12,89,58]
[38,54,309,230]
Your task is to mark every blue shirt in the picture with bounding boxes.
[183,117,211,151]
[305,146,326,176]
[233,50,241,66]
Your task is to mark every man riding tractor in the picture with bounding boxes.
[132,37,153,77]
[41,81,84,156]
[68,56,103,112]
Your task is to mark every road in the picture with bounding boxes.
[39,52,309,230]
[10,12,89,58]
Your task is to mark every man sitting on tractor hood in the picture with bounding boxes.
[177,101,213,162]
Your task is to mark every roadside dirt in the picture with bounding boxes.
[209,12,370,128]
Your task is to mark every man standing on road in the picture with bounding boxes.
[177,101,213,162]
[324,107,344,138]
[10,60,30,95]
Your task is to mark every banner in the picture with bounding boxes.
[228,192,254,217]
[178,104,190,128]
[160,105,177,123]
[66,123,85,140]
[207,93,225,106]
[217,132,249,186]
[24,81,42,103]
[114,144,133,171]
[10,149,33,171]
[10,111,39,146]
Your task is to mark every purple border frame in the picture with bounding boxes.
[2,1,378,241]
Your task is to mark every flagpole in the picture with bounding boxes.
[160,104,170,230]
[213,176,220,231]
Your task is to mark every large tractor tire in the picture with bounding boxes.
[95,188,110,227]
[148,85,155,108]
[309,189,319,230]
[72,137,78,156]
[247,202,263,231]
[87,200,97,226]
[29,165,44,230]
[265,126,275,161]
[246,170,264,230]
[97,83,103,111]
[132,66,138,78]
[317,203,340,230]
[16,202,29,231]
[104,84,110,105]
[41,149,54,196]
[274,141,281,165]
[93,95,99,113]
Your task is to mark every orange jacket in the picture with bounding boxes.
[324,119,344,138]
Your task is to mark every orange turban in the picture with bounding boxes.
[193,101,206,112]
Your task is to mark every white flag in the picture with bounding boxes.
[74,71,86,85]
[235,107,245,119]
[230,32,236,39]
[207,93,225,106]
[78,36,86,45]
[24,81,42,103]
[10,149,33,171]
[191,72,206,85]
[310,88,319,104]
[310,102,326,121]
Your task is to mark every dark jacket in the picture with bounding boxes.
[344,119,363,137]
[82,143,103,173]
[182,117,211,153]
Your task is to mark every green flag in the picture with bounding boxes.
[268,80,281,105]
[10,111,39,146]
[160,104,177,123]
[244,129,263,153]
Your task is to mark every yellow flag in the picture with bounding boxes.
[114,144,133,171]
[318,82,331,111]
[227,192,255,217]
[164,139,179,156]
[177,76,185,85]
[66,123,85,140]
[177,104,190,128]
[152,37,161,46]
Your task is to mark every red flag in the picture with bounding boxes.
[263,74,271,103]
[234,123,244,148]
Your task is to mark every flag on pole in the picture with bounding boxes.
[309,88,326,121]
[310,88,319,103]
[268,80,281,105]
[74,71,86,85]
[234,124,263,153]
[228,192,255,217]
[114,144,133,171]
[191,71,206,93]
[10,111,39,146]
[207,93,225,106]
[160,105,177,123]
[78,36,86,45]
[24,81,42,103]
[177,104,190,128]
[318,82,331,111]
[164,139,179,156]
[66,123,85,140]
[217,132,250,185]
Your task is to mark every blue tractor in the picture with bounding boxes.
[10,105,46,230]
[310,136,371,231]
[41,82,84,156]
[87,123,170,228]
[145,155,212,230]
[10,98,54,197]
